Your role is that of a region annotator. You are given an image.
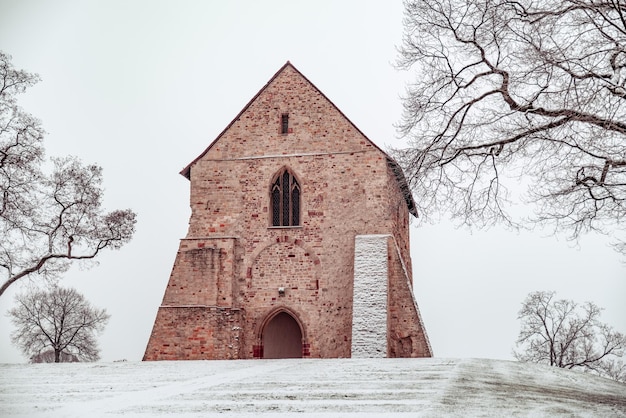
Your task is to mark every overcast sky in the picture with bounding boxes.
[0,0,624,363]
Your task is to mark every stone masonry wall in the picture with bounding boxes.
[144,63,431,360]
[143,306,243,360]
[387,237,432,357]
[386,162,413,283]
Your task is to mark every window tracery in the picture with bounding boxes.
[271,169,300,226]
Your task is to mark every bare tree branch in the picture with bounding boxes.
[395,0,626,252]
[0,52,136,297]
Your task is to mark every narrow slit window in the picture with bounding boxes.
[281,114,289,134]
[291,183,300,226]
[271,185,281,226]
[271,169,300,226]
[282,171,290,226]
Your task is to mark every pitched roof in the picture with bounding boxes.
[180,62,417,217]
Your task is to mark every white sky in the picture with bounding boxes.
[0,0,624,363]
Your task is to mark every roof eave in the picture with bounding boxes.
[386,157,419,218]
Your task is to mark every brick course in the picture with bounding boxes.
[143,62,432,360]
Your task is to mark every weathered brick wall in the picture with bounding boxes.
[229,150,390,358]
[387,237,432,357]
[144,63,431,360]
[161,245,219,307]
[160,238,237,307]
[143,306,243,360]
[385,163,413,283]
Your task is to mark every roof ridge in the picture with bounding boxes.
[178,62,418,217]
[180,61,294,179]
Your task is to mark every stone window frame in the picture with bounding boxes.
[270,167,301,227]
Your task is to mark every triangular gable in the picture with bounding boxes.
[179,61,417,217]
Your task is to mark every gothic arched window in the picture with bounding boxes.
[271,169,300,226]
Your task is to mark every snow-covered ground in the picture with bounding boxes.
[1,358,625,417]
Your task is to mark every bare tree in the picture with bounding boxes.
[395,0,626,251]
[9,285,110,362]
[514,291,626,381]
[0,51,136,297]
[598,358,626,382]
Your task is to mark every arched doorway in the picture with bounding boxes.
[262,311,303,359]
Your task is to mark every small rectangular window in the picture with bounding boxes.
[281,114,289,134]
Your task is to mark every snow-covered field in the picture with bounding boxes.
[1,358,625,417]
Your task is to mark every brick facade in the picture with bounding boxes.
[143,62,432,360]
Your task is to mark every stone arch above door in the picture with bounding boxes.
[245,237,321,291]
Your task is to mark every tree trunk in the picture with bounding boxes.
[54,348,60,363]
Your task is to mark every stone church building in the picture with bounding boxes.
[143,62,432,360]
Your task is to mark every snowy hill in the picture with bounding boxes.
[1,358,625,417]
